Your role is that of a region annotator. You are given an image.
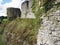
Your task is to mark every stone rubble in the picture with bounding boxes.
[37,9,60,45]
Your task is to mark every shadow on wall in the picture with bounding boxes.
[43,0,55,13]
[7,7,21,21]
[44,0,60,13]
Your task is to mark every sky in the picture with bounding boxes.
[0,0,25,16]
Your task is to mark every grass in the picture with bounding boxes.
[0,19,8,45]
[0,26,4,45]
[3,18,38,45]
[0,34,4,45]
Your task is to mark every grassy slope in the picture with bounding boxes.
[0,19,8,45]
[0,35,3,45]
[3,18,38,45]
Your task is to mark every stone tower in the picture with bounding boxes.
[7,7,21,20]
[21,0,35,18]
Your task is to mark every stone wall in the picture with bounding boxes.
[37,8,60,45]
[21,0,35,18]
[7,7,21,20]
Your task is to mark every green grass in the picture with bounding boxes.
[3,18,38,45]
[0,19,8,45]
[0,34,4,45]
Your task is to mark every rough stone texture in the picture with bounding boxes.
[55,0,60,4]
[21,0,35,18]
[37,8,60,45]
[7,7,21,20]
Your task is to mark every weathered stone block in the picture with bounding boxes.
[7,7,21,20]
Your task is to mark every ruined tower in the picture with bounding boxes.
[7,7,21,20]
[21,0,35,18]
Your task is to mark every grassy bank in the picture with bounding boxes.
[0,35,4,45]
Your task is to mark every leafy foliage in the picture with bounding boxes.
[43,0,56,13]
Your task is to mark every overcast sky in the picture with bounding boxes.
[0,0,25,16]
